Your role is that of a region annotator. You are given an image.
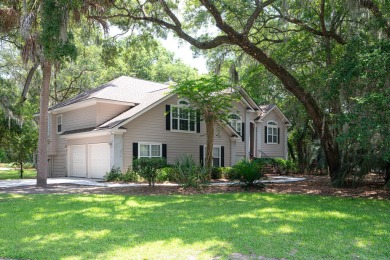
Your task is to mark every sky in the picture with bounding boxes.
[110,26,208,74]
[160,33,208,74]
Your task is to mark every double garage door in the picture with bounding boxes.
[69,143,110,179]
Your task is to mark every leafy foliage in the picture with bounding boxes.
[210,167,235,179]
[133,157,167,186]
[104,167,122,181]
[231,160,264,188]
[330,38,390,187]
[156,166,175,182]
[172,154,207,188]
[40,0,81,61]
[121,167,139,182]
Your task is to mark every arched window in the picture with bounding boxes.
[267,121,278,144]
[171,99,197,132]
[228,113,242,136]
[178,99,190,106]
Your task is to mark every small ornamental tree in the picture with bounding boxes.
[172,75,240,175]
[7,122,38,178]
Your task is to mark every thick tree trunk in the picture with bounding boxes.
[205,117,215,176]
[234,39,342,183]
[36,60,51,188]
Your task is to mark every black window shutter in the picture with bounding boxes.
[278,128,280,144]
[162,144,167,159]
[133,143,138,160]
[199,145,204,167]
[264,126,268,143]
[221,146,225,167]
[196,109,201,133]
[165,105,170,130]
[241,123,245,141]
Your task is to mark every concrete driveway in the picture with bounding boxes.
[0,176,305,188]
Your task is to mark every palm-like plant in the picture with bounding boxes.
[1,0,110,187]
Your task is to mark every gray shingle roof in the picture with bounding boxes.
[51,76,171,131]
[259,104,276,114]
[50,76,169,110]
[254,104,276,121]
[98,88,171,128]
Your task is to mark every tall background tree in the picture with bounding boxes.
[1,1,199,184]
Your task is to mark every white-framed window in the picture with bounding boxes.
[139,143,162,158]
[57,115,62,133]
[204,145,221,167]
[267,121,278,144]
[228,113,242,136]
[171,99,197,132]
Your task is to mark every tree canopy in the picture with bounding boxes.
[105,0,390,186]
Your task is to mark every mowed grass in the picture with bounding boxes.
[0,168,37,179]
[0,193,388,259]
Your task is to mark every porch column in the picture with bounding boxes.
[230,138,237,166]
[110,133,124,172]
[256,122,262,158]
[245,110,251,159]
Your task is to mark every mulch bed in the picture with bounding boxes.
[0,174,389,199]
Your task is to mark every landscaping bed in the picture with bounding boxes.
[1,173,388,199]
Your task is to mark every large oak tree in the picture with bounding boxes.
[105,0,389,185]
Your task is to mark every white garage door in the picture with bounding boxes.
[70,145,87,177]
[88,143,111,179]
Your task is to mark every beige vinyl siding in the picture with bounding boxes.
[96,102,131,125]
[61,104,97,132]
[232,101,247,156]
[52,137,67,177]
[122,95,231,168]
[259,111,285,158]
[48,113,56,155]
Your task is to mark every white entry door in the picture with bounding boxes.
[88,143,111,179]
[69,145,87,177]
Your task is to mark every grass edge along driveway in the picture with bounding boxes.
[0,168,36,180]
[0,193,388,259]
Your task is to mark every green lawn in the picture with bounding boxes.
[0,169,37,180]
[0,193,388,259]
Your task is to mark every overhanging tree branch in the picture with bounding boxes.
[21,62,39,102]
[358,0,390,37]
[273,5,346,44]
[243,0,276,35]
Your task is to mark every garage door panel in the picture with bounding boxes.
[89,143,110,179]
[70,145,86,177]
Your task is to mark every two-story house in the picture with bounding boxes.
[47,76,291,178]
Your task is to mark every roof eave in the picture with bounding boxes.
[60,128,126,139]
[51,98,135,114]
[256,105,292,126]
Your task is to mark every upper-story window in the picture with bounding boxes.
[171,99,197,132]
[267,121,278,144]
[57,115,62,133]
[228,113,242,136]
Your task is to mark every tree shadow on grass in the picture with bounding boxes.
[0,193,388,259]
